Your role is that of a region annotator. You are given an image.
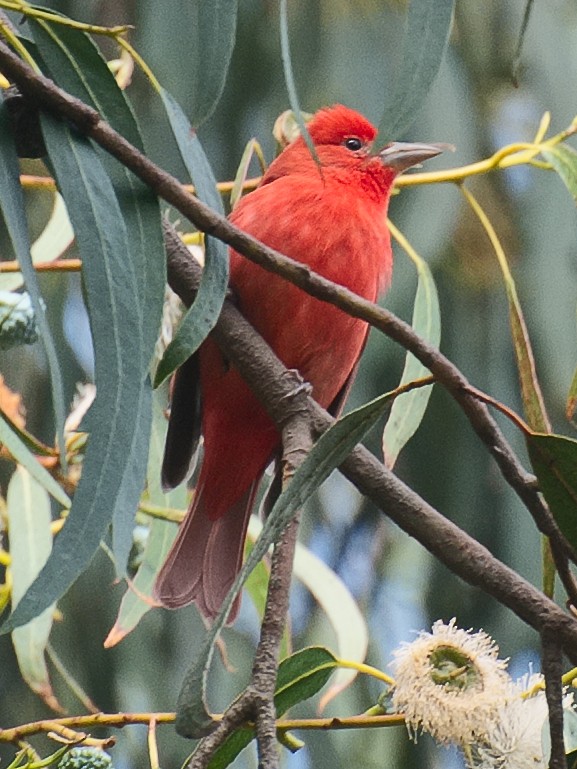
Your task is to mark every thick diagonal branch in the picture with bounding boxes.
[161,224,577,663]
[0,40,565,566]
[1,39,576,654]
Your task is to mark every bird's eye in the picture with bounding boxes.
[344,137,363,151]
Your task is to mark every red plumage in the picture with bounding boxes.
[154,105,441,620]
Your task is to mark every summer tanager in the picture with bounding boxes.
[155,105,443,620]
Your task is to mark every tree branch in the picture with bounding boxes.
[162,224,577,663]
[3,41,577,759]
[542,630,566,769]
[0,39,566,572]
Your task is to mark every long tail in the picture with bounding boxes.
[154,478,259,621]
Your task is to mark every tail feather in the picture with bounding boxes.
[154,481,259,621]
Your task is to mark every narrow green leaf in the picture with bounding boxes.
[378,0,455,140]
[0,406,57,458]
[8,467,59,709]
[2,118,145,634]
[0,411,70,508]
[229,138,265,210]
[526,432,577,550]
[511,0,536,85]
[181,0,238,128]
[0,100,66,468]
[105,388,186,647]
[176,386,408,737]
[154,89,229,387]
[508,301,550,433]
[279,0,318,162]
[203,729,254,769]
[29,19,166,569]
[462,186,550,433]
[542,145,577,202]
[30,18,165,358]
[203,647,337,769]
[112,380,153,571]
[274,646,337,714]
[383,253,440,467]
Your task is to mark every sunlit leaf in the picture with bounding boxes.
[526,432,577,550]
[378,0,455,140]
[461,186,550,434]
[293,546,368,711]
[8,467,60,710]
[154,90,229,387]
[104,389,187,647]
[541,704,577,761]
[229,138,265,210]
[383,239,440,467]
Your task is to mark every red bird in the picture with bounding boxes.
[155,105,442,620]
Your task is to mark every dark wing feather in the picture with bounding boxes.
[161,353,202,490]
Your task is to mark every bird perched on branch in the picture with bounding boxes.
[154,104,443,620]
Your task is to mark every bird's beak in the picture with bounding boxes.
[378,142,452,172]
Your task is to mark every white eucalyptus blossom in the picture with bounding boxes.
[391,621,577,769]
[391,619,513,746]
[470,675,574,769]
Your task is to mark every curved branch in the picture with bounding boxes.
[0,40,565,566]
[162,224,577,663]
[1,39,576,656]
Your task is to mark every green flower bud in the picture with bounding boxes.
[57,747,114,769]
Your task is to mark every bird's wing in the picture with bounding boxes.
[161,352,202,490]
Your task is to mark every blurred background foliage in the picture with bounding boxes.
[1,1,577,767]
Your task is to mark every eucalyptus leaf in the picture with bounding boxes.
[0,412,70,507]
[198,647,337,769]
[383,249,440,467]
[526,432,577,550]
[2,117,146,634]
[154,90,229,387]
[279,0,318,162]
[8,467,58,708]
[182,0,238,128]
[0,99,66,467]
[378,0,454,141]
[542,145,577,203]
[30,19,166,569]
[104,388,187,647]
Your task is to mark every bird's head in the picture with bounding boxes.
[266,104,447,203]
